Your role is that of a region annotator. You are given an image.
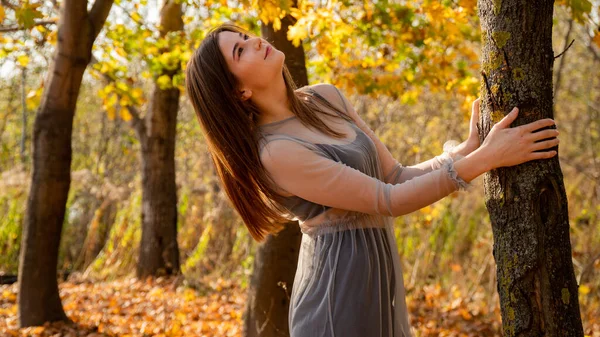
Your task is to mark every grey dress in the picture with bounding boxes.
[258,87,465,337]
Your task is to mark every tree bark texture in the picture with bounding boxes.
[243,223,302,337]
[242,13,307,337]
[18,0,114,327]
[136,0,183,278]
[478,1,584,336]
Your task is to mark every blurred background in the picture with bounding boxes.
[0,0,598,335]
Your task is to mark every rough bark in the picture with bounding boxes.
[17,0,114,327]
[478,1,584,336]
[135,0,182,278]
[242,12,307,337]
[243,223,302,337]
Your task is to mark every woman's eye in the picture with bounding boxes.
[238,34,249,59]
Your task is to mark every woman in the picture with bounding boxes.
[185,24,559,337]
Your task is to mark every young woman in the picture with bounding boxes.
[185,24,559,337]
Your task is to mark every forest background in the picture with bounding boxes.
[0,0,599,336]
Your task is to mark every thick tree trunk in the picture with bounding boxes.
[242,12,307,337]
[478,1,584,336]
[17,0,113,327]
[136,0,182,278]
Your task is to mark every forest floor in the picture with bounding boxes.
[0,276,598,337]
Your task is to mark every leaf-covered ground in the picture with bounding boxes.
[0,276,598,337]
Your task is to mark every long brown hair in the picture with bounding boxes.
[185,23,351,242]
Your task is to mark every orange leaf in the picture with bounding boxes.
[593,33,600,48]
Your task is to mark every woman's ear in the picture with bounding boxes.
[240,89,252,101]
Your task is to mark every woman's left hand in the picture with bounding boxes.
[452,98,481,157]
[466,97,481,151]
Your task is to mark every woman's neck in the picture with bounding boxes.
[252,74,296,126]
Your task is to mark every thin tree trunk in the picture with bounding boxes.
[20,66,28,164]
[478,1,584,336]
[17,0,114,327]
[135,0,182,278]
[0,79,18,171]
[242,10,307,337]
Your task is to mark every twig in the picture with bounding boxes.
[0,19,57,32]
[554,39,575,59]
[114,2,156,33]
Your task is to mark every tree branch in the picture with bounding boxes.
[0,19,57,33]
[114,2,155,33]
[89,0,115,40]
[0,0,17,10]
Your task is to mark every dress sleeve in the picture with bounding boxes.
[260,138,461,217]
[320,84,460,185]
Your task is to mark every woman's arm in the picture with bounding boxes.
[309,84,482,184]
[260,107,558,217]
[261,138,468,217]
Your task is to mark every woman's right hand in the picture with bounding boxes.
[481,107,559,169]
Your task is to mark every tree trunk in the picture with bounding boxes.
[20,66,28,164]
[136,0,182,278]
[17,0,113,327]
[478,1,584,336]
[242,12,307,337]
[243,223,302,337]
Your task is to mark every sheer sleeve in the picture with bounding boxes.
[310,84,461,185]
[260,138,462,217]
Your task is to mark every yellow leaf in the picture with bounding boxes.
[116,81,129,92]
[31,327,45,334]
[156,74,172,90]
[459,0,477,14]
[0,5,5,23]
[132,88,143,99]
[459,308,473,320]
[119,95,131,106]
[106,106,116,120]
[273,17,281,31]
[579,284,590,295]
[2,290,16,301]
[17,55,29,67]
[131,12,142,22]
[287,24,307,47]
[116,47,127,58]
[47,30,57,45]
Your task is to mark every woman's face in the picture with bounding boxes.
[218,31,285,98]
